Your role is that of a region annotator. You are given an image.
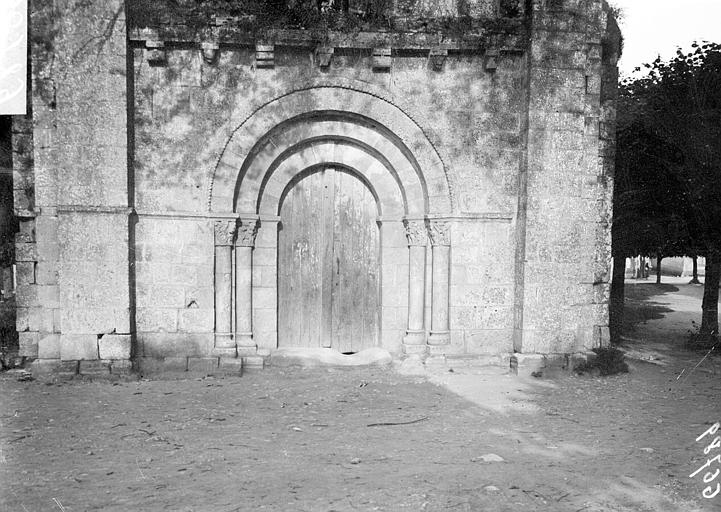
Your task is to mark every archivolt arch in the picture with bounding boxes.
[238,118,424,215]
[258,141,405,218]
[209,86,453,215]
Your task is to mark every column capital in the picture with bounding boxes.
[236,218,259,247]
[427,220,451,246]
[214,219,236,246]
[403,219,428,246]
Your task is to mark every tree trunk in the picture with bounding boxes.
[609,253,625,344]
[656,253,662,284]
[690,256,700,284]
[700,251,720,339]
[639,256,647,279]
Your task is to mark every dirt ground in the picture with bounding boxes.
[1,278,720,512]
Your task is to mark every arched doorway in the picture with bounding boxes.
[210,88,454,358]
[277,167,380,353]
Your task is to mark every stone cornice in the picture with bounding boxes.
[129,27,528,53]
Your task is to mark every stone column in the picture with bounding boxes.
[235,218,259,357]
[402,220,428,355]
[214,220,236,356]
[428,221,451,351]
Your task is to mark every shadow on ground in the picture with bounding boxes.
[1,279,719,512]
[623,282,679,334]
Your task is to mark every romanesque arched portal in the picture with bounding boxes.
[209,86,454,358]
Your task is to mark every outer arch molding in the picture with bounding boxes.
[208,85,454,215]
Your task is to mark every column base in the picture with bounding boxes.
[425,354,447,367]
[403,330,426,345]
[428,331,450,346]
[235,333,257,356]
[242,355,265,369]
[213,347,237,357]
[213,333,236,357]
[402,343,428,356]
[427,344,448,357]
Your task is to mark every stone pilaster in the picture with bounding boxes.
[427,221,451,351]
[235,218,258,356]
[402,219,427,355]
[214,219,236,355]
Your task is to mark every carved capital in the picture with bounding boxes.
[427,221,451,246]
[214,220,236,246]
[201,41,219,65]
[236,219,259,247]
[403,220,428,247]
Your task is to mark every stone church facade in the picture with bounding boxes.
[12,0,620,376]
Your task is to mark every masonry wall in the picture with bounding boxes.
[518,0,618,354]
[17,0,133,376]
[131,39,525,357]
[15,0,620,374]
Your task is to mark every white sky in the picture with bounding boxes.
[612,0,721,77]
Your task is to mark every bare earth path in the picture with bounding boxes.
[1,280,720,512]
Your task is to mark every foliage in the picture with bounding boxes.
[574,347,629,376]
[129,0,388,31]
[684,320,719,350]
[615,42,721,257]
[615,41,721,337]
[619,42,721,251]
[0,244,13,268]
[127,0,525,35]
[606,1,622,22]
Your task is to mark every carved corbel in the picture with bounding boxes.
[372,48,392,72]
[201,41,220,65]
[256,43,275,68]
[146,40,166,66]
[315,46,334,69]
[429,48,448,72]
[484,48,499,72]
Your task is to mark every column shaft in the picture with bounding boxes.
[214,245,234,351]
[235,218,259,356]
[430,244,450,342]
[214,220,236,355]
[428,221,451,347]
[402,220,427,354]
[235,246,254,352]
[407,246,426,332]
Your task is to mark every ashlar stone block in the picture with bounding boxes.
[15,262,36,285]
[60,334,99,361]
[19,331,39,358]
[98,334,132,360]
[38,333,61,359]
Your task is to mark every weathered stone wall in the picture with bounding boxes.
[134,218,215,358]
[18,0,133,376]
[16,0,619,374]
[516,0,619,356]
[131,34,526,359]
[0,115,18,363]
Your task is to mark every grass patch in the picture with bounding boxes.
[574,347,629,376]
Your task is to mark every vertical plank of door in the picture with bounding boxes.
[278,171,325,348]
[277,190,291,347]
[278,184,299,346]
[307,171,325,348]
[333,171,355,353]
[320,168,335,348]
[348,174,362,351]
[331,170,346,352]
[331,171,380,353]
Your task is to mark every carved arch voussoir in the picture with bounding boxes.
[208,82,455,216]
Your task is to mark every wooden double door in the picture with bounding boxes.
[278,168,380,353]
